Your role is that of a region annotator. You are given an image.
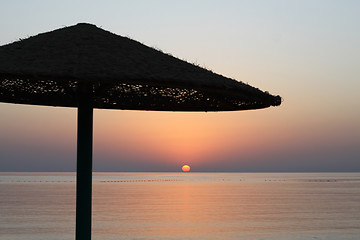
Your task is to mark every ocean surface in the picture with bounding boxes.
[0,172,359,240]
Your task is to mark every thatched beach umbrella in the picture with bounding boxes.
[0,23,281,240]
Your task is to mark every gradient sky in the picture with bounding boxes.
[1,0,359,172]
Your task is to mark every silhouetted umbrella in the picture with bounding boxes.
[0,23,281,240]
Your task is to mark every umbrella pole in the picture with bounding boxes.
[76,97,93,240]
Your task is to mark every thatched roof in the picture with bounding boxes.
[0,23,281,111]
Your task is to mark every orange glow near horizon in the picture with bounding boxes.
[92,109,293,168]
[91,106,356,171]
[94,111,244,164]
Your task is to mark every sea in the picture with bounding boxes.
[0,172,359,240]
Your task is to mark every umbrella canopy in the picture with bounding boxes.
[0,23,281,111]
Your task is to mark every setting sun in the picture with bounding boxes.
[182,165,191,172]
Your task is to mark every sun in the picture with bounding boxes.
[182,165,191,172]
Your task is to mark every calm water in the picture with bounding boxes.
[0,172,359,240]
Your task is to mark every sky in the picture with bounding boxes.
[0,0,359,172]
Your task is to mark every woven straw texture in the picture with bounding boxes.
[0,23,281,111]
